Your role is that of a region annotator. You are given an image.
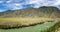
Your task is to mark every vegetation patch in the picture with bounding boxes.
[0,21,59,32]
[0,21,44,29]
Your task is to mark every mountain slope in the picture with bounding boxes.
[0,6,60,18]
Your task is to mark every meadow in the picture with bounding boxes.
[0,21,59,32]
[0,18,59,28]
[0,18,60,32]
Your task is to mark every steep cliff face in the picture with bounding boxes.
[0,6,60,18]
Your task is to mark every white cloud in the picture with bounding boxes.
[5,0,60,9]
[6,3,24,10]
[0,0,60,10]
[6,0,12,3]
[23,0,57,8]
[53,0,60,5]
[0,1,4,3]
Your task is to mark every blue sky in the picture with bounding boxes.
[0,0,60,12]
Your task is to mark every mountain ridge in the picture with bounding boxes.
[0,6,60,18]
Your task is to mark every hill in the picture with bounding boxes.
[0,6,60,18]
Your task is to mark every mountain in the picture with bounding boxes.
[0,6,60,18]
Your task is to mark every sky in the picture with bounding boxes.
[0,0,60,12]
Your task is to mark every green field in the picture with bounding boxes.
[0,18,60,32]
[0,21,59,32]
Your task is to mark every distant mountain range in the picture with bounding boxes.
[0,6,60,18]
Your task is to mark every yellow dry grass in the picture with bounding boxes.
[0,17,60,28]
[0,17,60,21]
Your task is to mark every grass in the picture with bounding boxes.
[0,21,59,32]
[0,17,59,21]
[0,18,59,28]
[56,28,60,32]
[0,17,60,32]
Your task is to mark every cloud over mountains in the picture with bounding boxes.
[0,0,60,12]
